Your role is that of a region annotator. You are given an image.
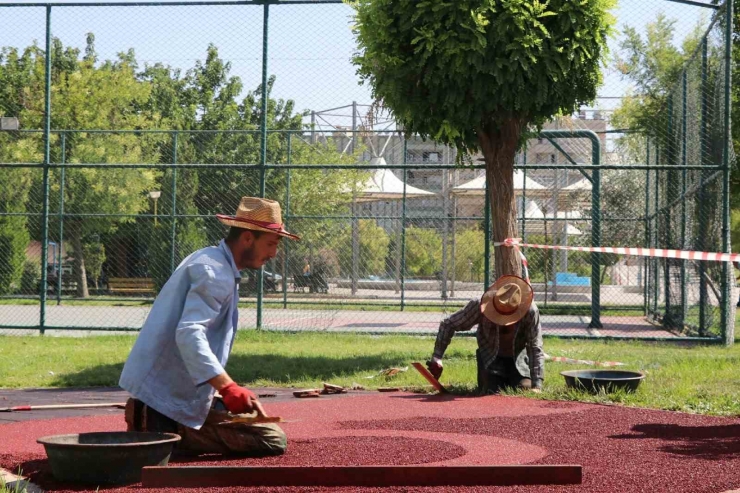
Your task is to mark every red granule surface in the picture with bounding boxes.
[2,393,740,492]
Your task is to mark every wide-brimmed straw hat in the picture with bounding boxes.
[480,275,533,326]
[216,197,300,241]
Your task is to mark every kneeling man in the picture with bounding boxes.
[120,197,299,456]
[427,275,544,393]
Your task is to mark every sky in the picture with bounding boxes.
[0,0,723,133]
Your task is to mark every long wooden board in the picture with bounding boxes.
[141,465,582,487]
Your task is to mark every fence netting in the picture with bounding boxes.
[0,0,733,342]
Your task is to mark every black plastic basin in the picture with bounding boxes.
[37,431,181,485]
[561,369,645,393]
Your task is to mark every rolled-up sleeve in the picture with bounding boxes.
[524,307,545,388]
[175,263,232,386]
[433,299,481,360]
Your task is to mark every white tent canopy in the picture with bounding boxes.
[563,178,592,191]
[353,157,435,203]
[516,202,583,236]
[451,170,547,196]
[354,168,435,202]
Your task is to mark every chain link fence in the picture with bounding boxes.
[0,0,733,342]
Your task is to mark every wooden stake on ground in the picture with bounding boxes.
[141,465,582,487]
[411,362,447,393]
[0,403,126,412]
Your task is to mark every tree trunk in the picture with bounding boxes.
[71,228,89,298]
[478,118,526,280]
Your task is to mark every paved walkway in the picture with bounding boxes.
[0,304,677,338]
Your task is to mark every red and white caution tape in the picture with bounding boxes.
[495,238,740,263]
[544,354,625,367]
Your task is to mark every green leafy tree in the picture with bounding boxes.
[18,36,163,297]
[332,219,389,278]
[139,46,365,287]
[404,226,442,277]
[453,227,485,282]
[351,0,614,277]
[611,14,705,162]
[0,47,42,295]
[82,241,106,289]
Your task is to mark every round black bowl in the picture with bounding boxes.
[561,369,645,393]
[37,431,181,485]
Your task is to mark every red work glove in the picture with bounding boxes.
[219,382,258,414]
[426,358,443,380]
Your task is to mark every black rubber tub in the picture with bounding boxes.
[37,431,181,485]
[561,369,645,393]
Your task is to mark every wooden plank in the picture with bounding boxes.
[141,465,582,488]
[411,361,447,393]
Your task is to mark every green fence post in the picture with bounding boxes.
[282,133,291,310]
[644,138,650,316]
[521,145,527,242]
[698,37,709,335]
[654,147,660,316]
[256,1,270,330]
[401,137,408,310]
[721,0,733,345]
[664,95,674,327]
[589,133,602,329]
[57,132,66,305]
[39,5,53,335]
[484,172,491,290]
[170,132,178,274]
[680,72,688,327]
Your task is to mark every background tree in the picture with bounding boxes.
[404,226,442,277]
[18,37,163,297]
[352,0,614,278]
[332,219,389,278]
[453,228,485,282]
[0,46,44,295]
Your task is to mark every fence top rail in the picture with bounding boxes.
[0,0,344,7]
[5,128,625,135]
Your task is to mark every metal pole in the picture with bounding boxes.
[441,169,448,299]
[310,111,316,144]
[589,134,602,329]
[680,71,688,327]
[551,168,559,301]
[654,147,660,316]
[351,200,358,296]
[39,5,52,335]
[522,146,527,244]
[699,37,709,334]
[257,1,270,330]
[283,134,291,309]
[401,137,408,310]
[351,101,357,155]
[721,0,733,345]
[57,132,66,305]
[664,95,674,327]
[644,138,650,316]
[484,171,491,290]
[170,132,178,274]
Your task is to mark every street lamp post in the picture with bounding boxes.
[149,190,161,226]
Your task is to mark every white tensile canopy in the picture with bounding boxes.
[451,170,547,196]
[354,168,435,202]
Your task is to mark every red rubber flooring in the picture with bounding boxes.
[2,392,740,492]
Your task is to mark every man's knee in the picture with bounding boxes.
[256,423,288,456]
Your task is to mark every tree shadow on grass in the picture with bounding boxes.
[610,423,740,459]
[49,354,418,388]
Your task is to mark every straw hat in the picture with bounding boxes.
[216,197,300,241]
[480,275,533,326]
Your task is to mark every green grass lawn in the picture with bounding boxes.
[1,331,740,417]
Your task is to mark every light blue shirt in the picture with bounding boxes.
[119,240,241,429]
